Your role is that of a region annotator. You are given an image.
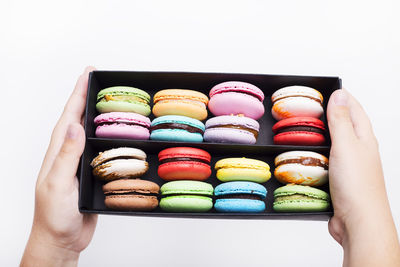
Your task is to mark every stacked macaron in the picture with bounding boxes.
[272,150,330,212]
[205,81,264,144]
[150,89,208,142]
[271,86,326,146]
[157,147,214,212]
[213,157,271,213]
[94,86,152,140]
[90,147,160,211]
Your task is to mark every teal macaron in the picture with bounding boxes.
[273,184,330,212]
[96,86,151,116]
[159,180,213,212]
[150,115,205,143]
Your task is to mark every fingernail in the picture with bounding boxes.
[334,89,347,106]
[66,124,78,140]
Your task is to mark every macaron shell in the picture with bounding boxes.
[273,131,325,146]
[159,195,213,212]
[158,147,211,162]
[209,81,265,101]
[215,199,265,213]
[271,97,323,120]
[92,159,149,181]
[204,127,256,144]
[97,86,151,102]
[160,180,214,196]
[105,195,158,211]
[150,129,203,142]
[273,199,330,212]
[96,101,151,116]
[94,112,151,127]
[158,161,211,181]
[274,164,328,186]
[214,181,267,198]
[91,147,147,167]
[208,93,265,120]
[217,168,271,183]
[272,117,325,133]
[96,124,150,140]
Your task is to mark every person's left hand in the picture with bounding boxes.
[21,67,97,267]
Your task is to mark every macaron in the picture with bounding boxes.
[94,112,151,140]
[153,89,209,120]
[271,86,324,121]
[159,181,214,212]
[96,86,151,116]
[90,147,149,181]
[150,115,205,143]
[102,179,160,211]
[204,115,259,144]
[158,147,211,181]
[274,151,328,186]
[214,181,267,213]
[272,117,326,146]
[273,184,330,212]
[215,158,271,183]
[208,81,265,120]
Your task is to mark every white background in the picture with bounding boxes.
[1,0,400,266]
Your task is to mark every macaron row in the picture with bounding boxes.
[90,147,330,213]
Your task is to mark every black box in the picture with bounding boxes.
[79,71,341,220]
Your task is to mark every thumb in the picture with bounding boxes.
[46,123,86,188]
[327,89,357,149]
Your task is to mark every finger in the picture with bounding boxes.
[327,89,357,149]
[38,67,94,180]
[41,123,85,189]
[345,89,375,141]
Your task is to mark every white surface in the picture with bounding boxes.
[1,0,399,266]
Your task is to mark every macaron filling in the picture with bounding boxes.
[151,123,204,134]
[98,94,149,104]
[155,99,207,108]
[216,194,263,200]
[105,191,158,197]
[275,126,324,135]
[207,124,259,138]
[210,84,264,101]
[97,121,149,128]
[159,157,210,164]
[273,95,322,104]
[276,157,328,169]
[275,194,322,202]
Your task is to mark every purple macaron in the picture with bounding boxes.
[204,115,260,144]
[94,112,151,140]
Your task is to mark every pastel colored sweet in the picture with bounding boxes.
[274,151,328,186]
[271,86,324,121]
[273,184,330,212]
[214,181,267,213]
[158,147,211,181]
[208,81,265,120]
[96,86,151,116]
[272,117,326,146]
[215,158,271,183]
[94,112,151,140]
[150,115,205,143]
[159,181,214,212]
[153,89,209,120]
[204,115,259,144]
[90,147,149,181]
[103,179,160,211]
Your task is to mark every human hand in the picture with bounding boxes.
[21,67,98,267]
[326,89,400,266]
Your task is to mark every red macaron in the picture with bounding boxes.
[272,117,326,146]
[158,147,212,181]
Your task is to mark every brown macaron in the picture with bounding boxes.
[102,179,160,211]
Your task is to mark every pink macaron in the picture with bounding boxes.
[208,81,265,120]
[94,112,151,140]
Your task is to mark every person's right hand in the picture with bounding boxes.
[326,89,400,266]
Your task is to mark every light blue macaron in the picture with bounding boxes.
[150,115,205,143]
[214,181,267,213]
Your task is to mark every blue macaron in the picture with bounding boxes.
[214,181,267,213]
[150,115,205,142]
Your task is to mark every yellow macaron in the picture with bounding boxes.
[215,158,271,183]
[152,89,209,120]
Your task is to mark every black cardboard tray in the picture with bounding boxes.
[79,71,341,220]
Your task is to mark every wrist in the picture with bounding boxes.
[21,228,80,267]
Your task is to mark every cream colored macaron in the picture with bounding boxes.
[274,151,328,186]
[271,86,324,121]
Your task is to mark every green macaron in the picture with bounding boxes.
[159,181,214,212]
[96,86,151,116]
[273,184,330,212]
